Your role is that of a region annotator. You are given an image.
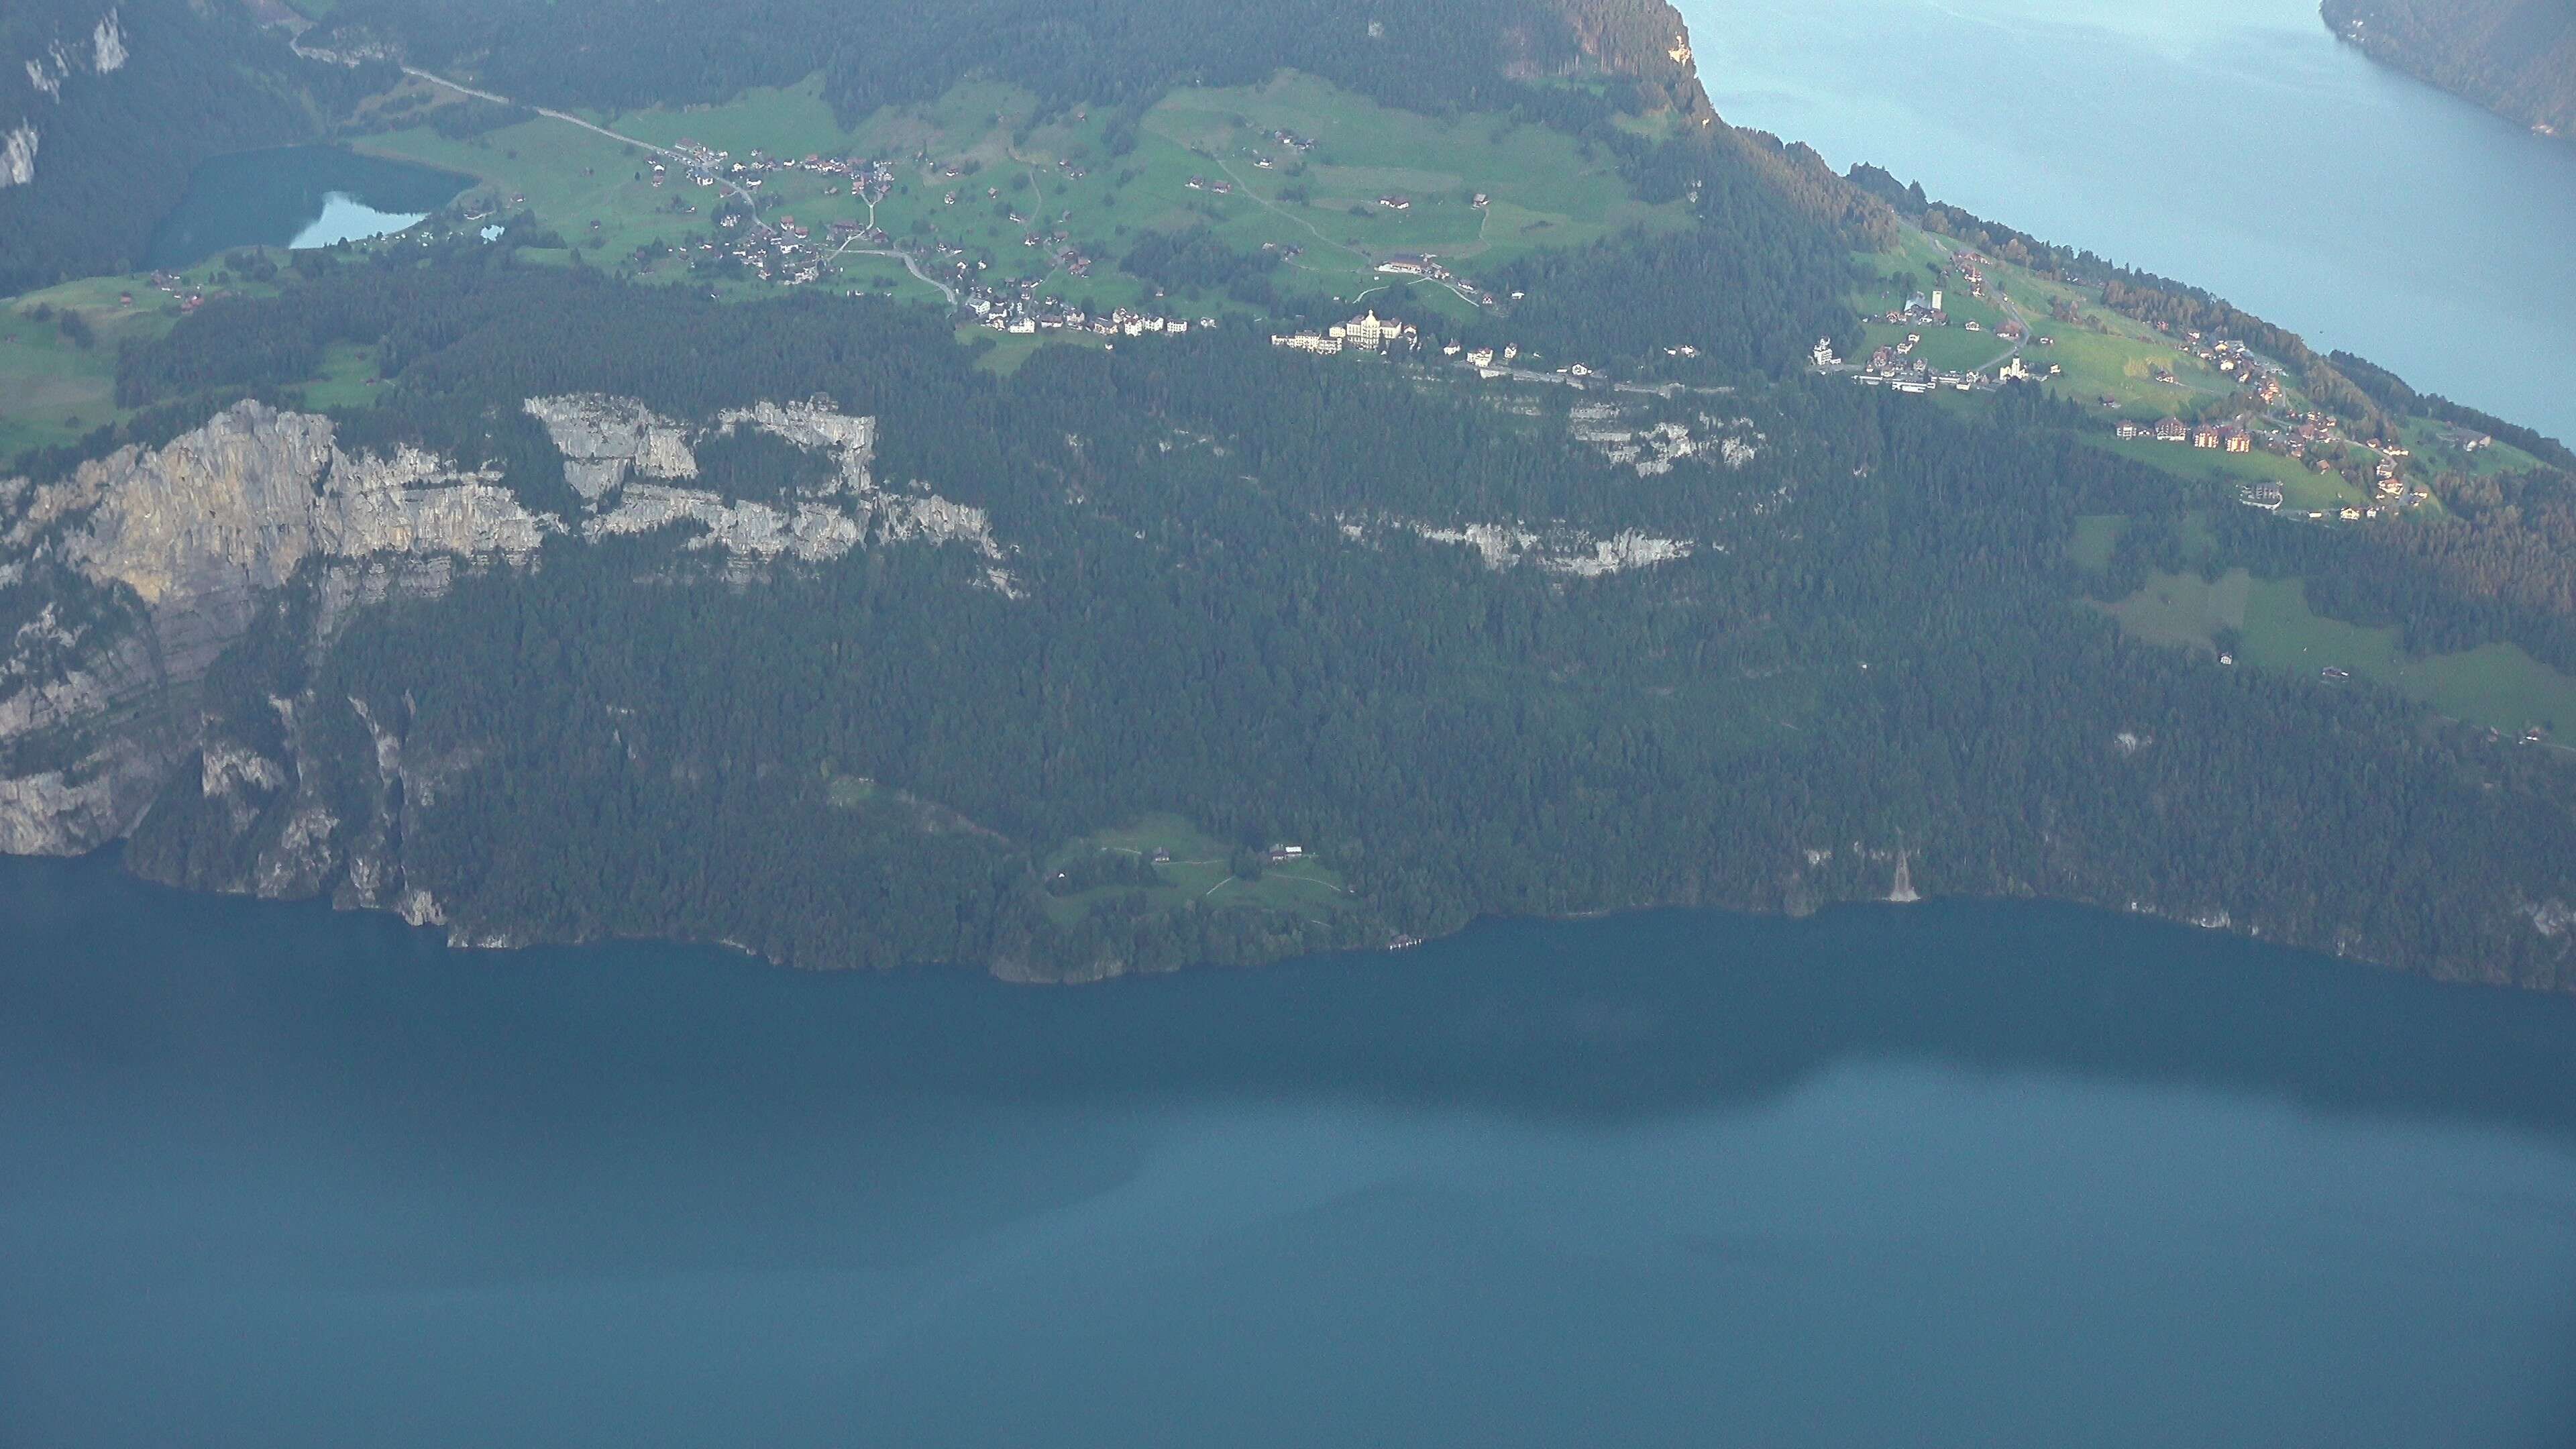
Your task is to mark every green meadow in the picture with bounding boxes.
[2086,435,2371,514]
[2101,568,2576,736]
[1,272,235,458]
[350,69,1688,327]
[1041,813,1352,928]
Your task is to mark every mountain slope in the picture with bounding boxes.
[9,265,2576,987]
[311,0,1695,124]
[1,0,2573,990]
[0,0,392,294]
[2324,0,2576,138]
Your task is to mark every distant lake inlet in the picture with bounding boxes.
[1680,0,2576,442]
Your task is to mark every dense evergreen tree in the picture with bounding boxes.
[0,0,391,294]
[68,260,2576,987]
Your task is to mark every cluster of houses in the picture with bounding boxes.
[663,141,900,201]
[1375,254,1452,281]
[2114,417,2256,451]
[965,286,1216,339]
[1266,316,1641,389]
[1449,341,1626,386]
[2259,411,2431,507]
[697,211,843,285]
[1271,310,1420,355]
[2178,331,2289,404]
[1880,288,1948,327]
[142,271,211,313]
[2101,396,2446,521]
[1854,351,1981,394]
[1239,129,1317,170]
[1375,253,1497,307]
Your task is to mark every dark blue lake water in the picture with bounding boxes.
[142,146,470,271]
[4,853,2573,1448]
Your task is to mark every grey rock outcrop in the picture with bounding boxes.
[522,393,700,501]
[0,400,553,857]
[525,392,1010,569]
[1,392,1011,875]
[1342,515,1693,576]
[0,123,35,189]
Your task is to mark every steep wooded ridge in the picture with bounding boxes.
[2323,0,2576,138]
[3,0,2574,989]
[310,0,1705,123]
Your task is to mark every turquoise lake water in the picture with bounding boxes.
[4,852,2573,1448]
[142,146,470,270]
[1680,0,2576,442]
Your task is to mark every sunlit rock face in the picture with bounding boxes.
[0,394,1010,861]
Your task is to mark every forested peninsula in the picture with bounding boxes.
[2323,0,2576,140]
[5,0,2576,989]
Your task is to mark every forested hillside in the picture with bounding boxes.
[0,0,388,295]
[3,0,2575,988]
[311,0,1706,127]
[9,256,2575,987]
[2323,0,2576,138]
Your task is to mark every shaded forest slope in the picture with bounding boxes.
[2324,0,2576,137]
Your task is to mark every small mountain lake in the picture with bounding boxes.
[143,146,472,270]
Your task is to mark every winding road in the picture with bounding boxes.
[319,50,966,305]
[827,245,959,307]
[384,64,763,210]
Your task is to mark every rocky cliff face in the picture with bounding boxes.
[524,393,1012,576]
[0,394,1005,873]
[0,402,543,861]
[1519,0,1713,120]
[0,123,34,188]
[4,5,141,191]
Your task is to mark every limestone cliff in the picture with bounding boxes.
[525,392,1010,570]
[0,402,546,860]
[0,394,1008,870]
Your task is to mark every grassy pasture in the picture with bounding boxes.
[1041,812,1350,928]
[356,116,703,277]
[2084,435,2369,515]
[1861,223,2260,420]
[2239,577,2576,736]
[2100,569,2576,736]
[1,276,199,459]
[2098,568,2252,652]
[1858,321,2008,374]
[349,69,1684,335]
[299,341,383,411]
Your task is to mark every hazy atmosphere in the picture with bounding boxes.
[4,0,2574,1441]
